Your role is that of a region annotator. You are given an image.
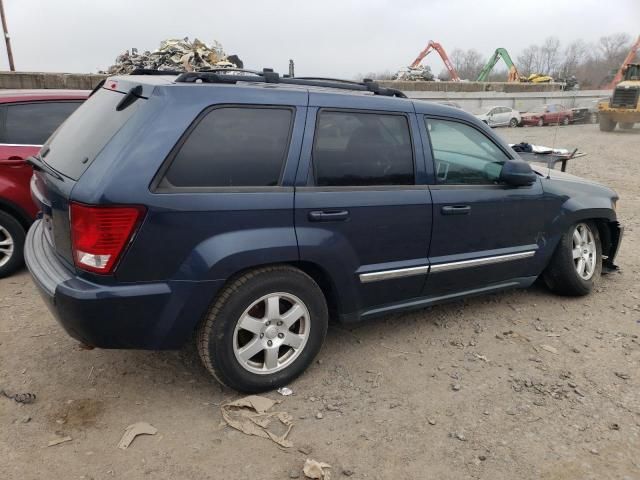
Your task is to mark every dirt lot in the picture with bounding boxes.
[1,124,638,480]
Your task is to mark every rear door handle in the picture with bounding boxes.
[308,210,350,222]
[441,205,471,215]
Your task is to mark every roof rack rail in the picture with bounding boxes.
[174,69,407,98]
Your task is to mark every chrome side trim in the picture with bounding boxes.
[359,265,430,283]
[430,251,536,273]
[0,143,42,148]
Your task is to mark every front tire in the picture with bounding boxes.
[562,116,570,126]
[509,117,519,128]
[543,221,602,296]
[599,115,616,132]
[197,266,328,392]
[537,118,544,127]
[0,212,26,278]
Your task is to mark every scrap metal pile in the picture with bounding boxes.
[102,37,242,74]
[393,65,435,81]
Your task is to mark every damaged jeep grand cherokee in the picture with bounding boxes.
[25,70,622,392]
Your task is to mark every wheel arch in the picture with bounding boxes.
[0,198,32,230]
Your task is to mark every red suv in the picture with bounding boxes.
[0,89,88,277]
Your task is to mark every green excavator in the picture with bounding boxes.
[477,48,553,83]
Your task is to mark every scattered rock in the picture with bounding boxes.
[290,470,301,479]
[342,468,355,476]
[428,418,436,425]
[451,383,461,391]
[589,448,599,455]
[478,455,487,461]
[609,423,620,430]
[298,446,312,455]
[315,412,324,420]
[614,372,630,380]
[540,344,558,355]
[48,436,73,447]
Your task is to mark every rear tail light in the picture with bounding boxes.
[70,202,145,274]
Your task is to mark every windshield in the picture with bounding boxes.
[624,64,640,81]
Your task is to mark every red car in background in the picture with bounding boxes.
[520,104,573,127]
[0,89,88,277]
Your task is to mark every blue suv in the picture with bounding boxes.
[24,70,623,392]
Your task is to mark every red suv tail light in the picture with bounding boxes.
[70,202,146,274]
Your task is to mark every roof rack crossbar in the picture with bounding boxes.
[173,71,407,98]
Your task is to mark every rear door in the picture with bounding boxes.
[294,95,432,317]
[422,116,546,297]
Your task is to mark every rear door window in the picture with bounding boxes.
[162,106,293,188]
[312,110,414,186]
[0,101,81,145]
[42,88,141,180]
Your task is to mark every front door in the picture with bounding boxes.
[295,99,433,318]
[422,117,546,297]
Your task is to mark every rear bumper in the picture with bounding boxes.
[520,117,541,126]
[24,220,222,349]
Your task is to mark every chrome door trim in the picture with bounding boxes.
[430,250,536,273]
[0,143,42,148]
[359,250,536,283]
[359,265,430,283]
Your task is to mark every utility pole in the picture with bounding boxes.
[0,0,14,71]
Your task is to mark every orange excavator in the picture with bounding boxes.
[604,35,640,90]
[409,40,461,81]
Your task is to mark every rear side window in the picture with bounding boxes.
[312,111,414,186]
[163,107,293,188]
[0,101,81,145]
[43,88,141,180]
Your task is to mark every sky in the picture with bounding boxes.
[3,0,639,78]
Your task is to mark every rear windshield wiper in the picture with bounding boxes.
[116,85,144,111]
[26,155,64,181]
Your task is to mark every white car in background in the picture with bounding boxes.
[475,106,521,128]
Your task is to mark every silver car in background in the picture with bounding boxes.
[475,106,521,128]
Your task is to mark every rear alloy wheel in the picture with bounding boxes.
[509,117,519,128]
[562,116,570,126]
[537,118,544,127]
[543,221,601,296]
[0,212,25,278]
[197,266,328,392]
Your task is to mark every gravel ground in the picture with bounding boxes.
[1,124,638,480]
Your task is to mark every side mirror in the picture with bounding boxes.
[500,159,536,186]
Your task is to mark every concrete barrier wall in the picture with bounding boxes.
[0,71,106,90]
[390,88,612,113]
[0,72,610,113]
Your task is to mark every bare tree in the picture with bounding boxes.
[517,45,540,76]
[449,48,486,80]
[539,37,561,74]
[559,39,588,78]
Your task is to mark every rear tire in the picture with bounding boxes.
[599,115,616,132]
[562,116,570,126]
[0,211,26,278]
[543,221,601,296]
[620,122,634,130]
[197,265,328,393]
[537,118,544,127]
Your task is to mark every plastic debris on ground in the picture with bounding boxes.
[303,459,332,479]
[220,395,293,448]
[47,436,72,447]
[102,37,243,74]
[277,387,293,396]
[117,422,158,449]
[393,65,435,81]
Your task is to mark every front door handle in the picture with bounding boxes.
[308,210,350,222]
[441,205,471,215]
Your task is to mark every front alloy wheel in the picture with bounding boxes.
[572,223,597,280]
[0,225,14,269]
[543,220,602,296]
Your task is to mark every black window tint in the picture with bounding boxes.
[312,111,414,186]
[426,118,510,185]
[1,101,81,145]
[165,107,292,187]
